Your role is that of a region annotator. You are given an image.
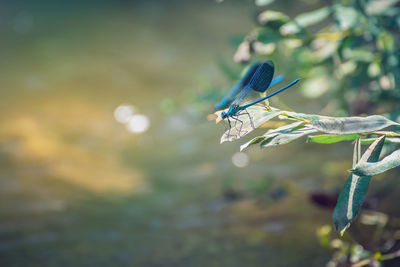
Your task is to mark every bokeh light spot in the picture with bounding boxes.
[126,114,150,133]
[114,104,136,123]
[232,152,249,168]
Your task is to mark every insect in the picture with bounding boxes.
[221,60,300,136]
[214,61,284,111]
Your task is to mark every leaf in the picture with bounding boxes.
[240,120,305,151]
[352,149,400,176]
[295,7,332,27]
[255,0,275,7]
[306,115,399,134]
[279,7,332,35]
[258,10,290,28]
[233,41,251,63]
[377,31,395,52]
[333,136,386,235]
[308,134,360,144]
[353,137,361,167]
[260,127,317,148]
[365,0,400,15]
[220,107,282,143]
[311,39,339,62]
[282,111,330,121]
[308,133,400,145]
[334,5,361,30]
[360,137,400,145]
[342,48,374,62]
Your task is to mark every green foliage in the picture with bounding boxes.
[214,105,400,235]
[234,0,400,116]
[212,0,400,264]
[332,136,385,235]
[308,134,360,144]
[352,147,400,176]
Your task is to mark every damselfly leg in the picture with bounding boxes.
[231,115,244,136]
[241,109,255,129]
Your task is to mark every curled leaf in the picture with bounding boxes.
[306,115,399,134]
[260,127,317,148]
[333,136,386,235]
[240,120,305,150]
[352,148,400,176]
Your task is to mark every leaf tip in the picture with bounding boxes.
[339,224,350,236]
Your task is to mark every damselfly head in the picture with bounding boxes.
[221,111,228,119]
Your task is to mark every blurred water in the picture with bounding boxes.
[0,1,336,266]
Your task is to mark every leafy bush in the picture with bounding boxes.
[233,0,400,118]
[213,105,400,264]
[211,0,400,264]
[215,105,400,233]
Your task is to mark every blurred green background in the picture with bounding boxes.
[0,0,399,266]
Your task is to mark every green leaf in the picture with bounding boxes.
[255,0,275,7]
[353,137,361,167]
[220,107,282,143]
[352,149,400,176]
[334,5,362,30]
[281,111,330,122]
[306,115,399,134]
[333,136,386,235]
[258,10,290,28]
[312,39,339,63]
[360,137,400,145]
[308,134,360,144]
[365,0,400,15]
[280,7,332,35]
[377,31,395,52]
[240,136,266,151]
[260,127,317,148]
[342,48,374,62]
[295,7,332,27]
[240,120,305,151]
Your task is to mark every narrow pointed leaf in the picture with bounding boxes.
[352,149,400,176]
[333,136,386,235]
[282,111,330,121]
[308,134,360,144]
[240,120,305,151]
[365,0,400,15]
[255,0,275,6]
[280,7,332,35]
[360,137,400,145]
[260,127,317,148]
[353,138,362,168]
[295,7,332,27]
[258,10,290,27]
[307,115,399,134]
[359,136,386,163]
